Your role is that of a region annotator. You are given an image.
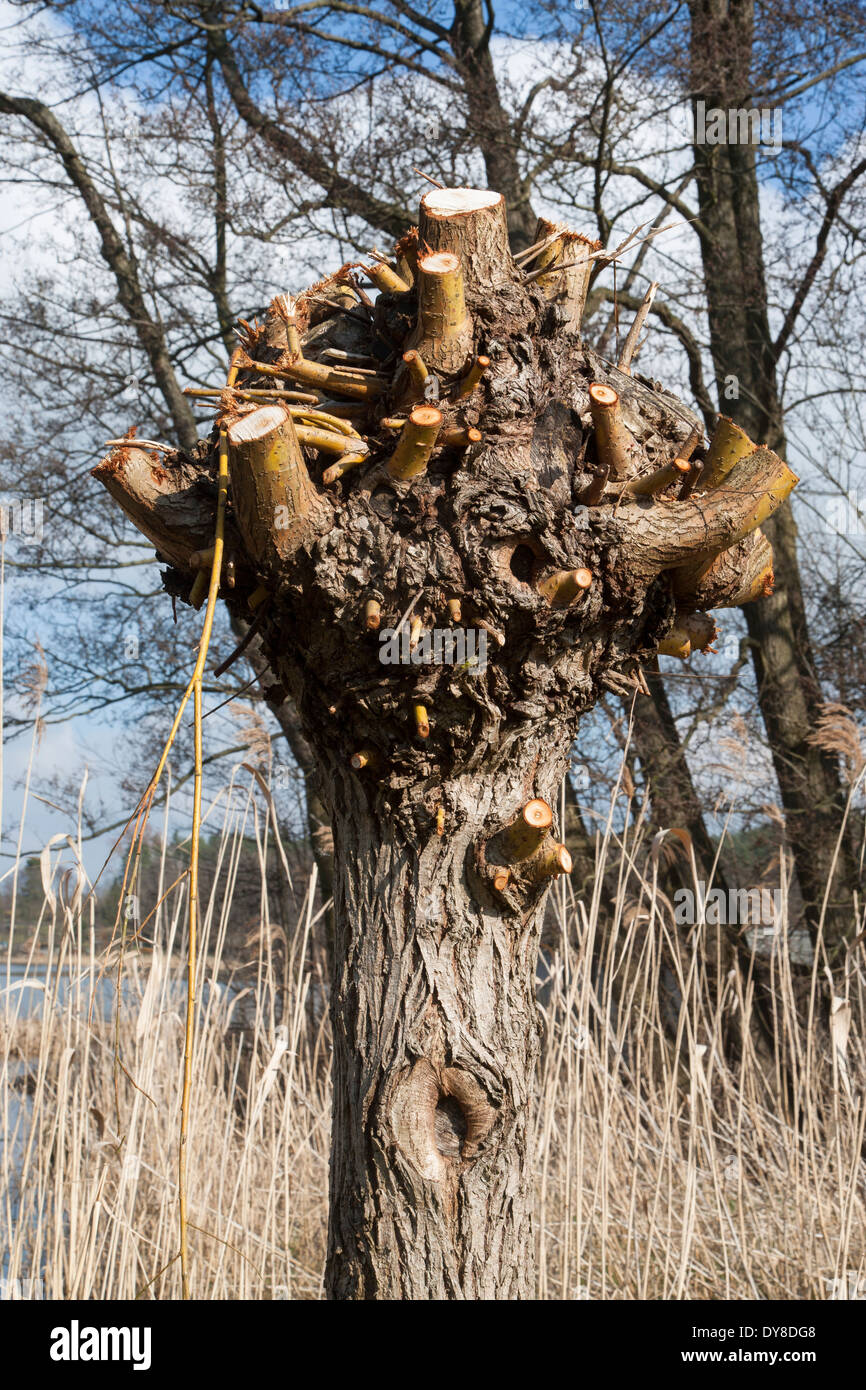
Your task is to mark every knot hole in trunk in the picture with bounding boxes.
[390,1060,496,1182]
[434,1094,468,1158]
[509,544,536,583]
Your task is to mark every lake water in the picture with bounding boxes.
[0,958,120,1021]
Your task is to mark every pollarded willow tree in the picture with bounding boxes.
[94,187,795,1300]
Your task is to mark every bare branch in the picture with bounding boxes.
[772,156,866,365]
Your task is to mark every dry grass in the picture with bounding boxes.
[2,772,865,1301]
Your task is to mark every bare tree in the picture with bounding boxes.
[685,0,866,948]
[0,1,700,914]
[0,57,339,888]
[94,185,795,1297]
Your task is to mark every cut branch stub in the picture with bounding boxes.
[623,447,797,580]
[402,349,428,389]
[322,451,367,485]
[589,383,640,480]
[675,528,774,609]
[531,217,600,332]
[702,415,755,489]
[394,227,418,287]
[386,406,443,480]
[267,294,301,357]
[293,423,363,456]
[364,258,411,296]
[304,275,359,315]
[242,353,385,401]
[499,799,554,862]
[417,187,513,296]
[525,842,573,884]
[226,405,330,574]
[188,570,209,610]
[409,252,474,375]
[457,354,490,398]
[441,426,482,449]
[350,747,380,772]
[657,611,718,658]
[625,456,691,497]
[674,446,797,587]
[579,459,610,506]
[412,701,430,739]
[535,566,593,608]
[726,538,775,607]
[91,445,220,572]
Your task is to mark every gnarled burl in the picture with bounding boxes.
[93,186,796,1300]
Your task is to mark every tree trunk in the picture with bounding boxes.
[688,0,860,950]
[325,741,570,1299]
[630,668,727,889]
[448,0,536,251]
[95,183,794,1298]
[230,614,336,914]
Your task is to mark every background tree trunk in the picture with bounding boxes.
[688,0,859,949]
[630,670,728,888]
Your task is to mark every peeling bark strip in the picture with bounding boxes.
[93,184,797,1301]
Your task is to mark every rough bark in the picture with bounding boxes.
[203,8,724,968]
[326,744,567,1299]
[94,185,790,1299]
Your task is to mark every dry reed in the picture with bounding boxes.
[2,767,865,1301]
